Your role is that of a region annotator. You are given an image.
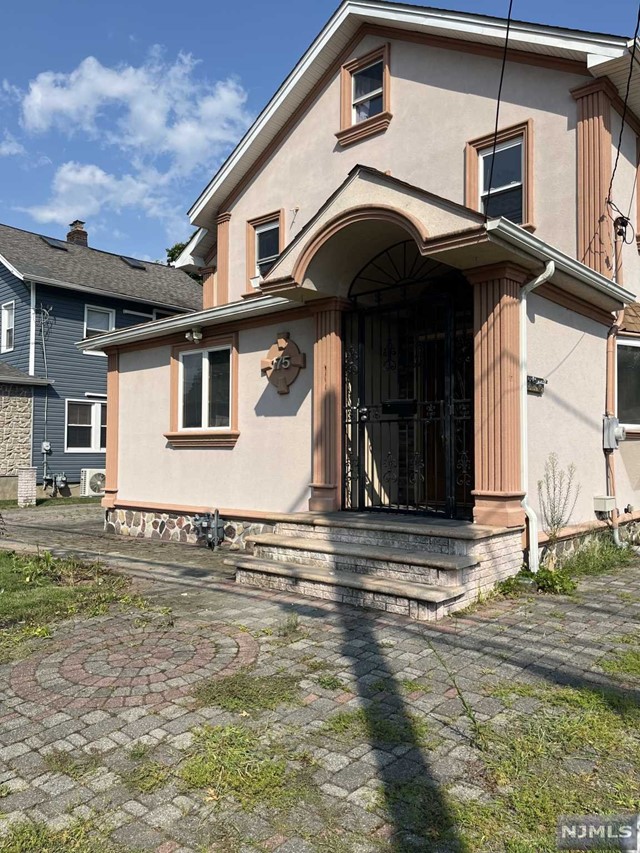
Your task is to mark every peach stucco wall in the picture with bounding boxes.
[116,317,314,513]
[527,294,608,526]
[610,110,639,296]
[225,33,586,301]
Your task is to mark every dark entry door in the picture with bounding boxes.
[343,243,474,519]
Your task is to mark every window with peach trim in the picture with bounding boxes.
[166,334,239,447]
[336,44,391,148]
[465,119,534,228]
[246,210,285,292]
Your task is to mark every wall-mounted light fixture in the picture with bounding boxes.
[185,326,203,343]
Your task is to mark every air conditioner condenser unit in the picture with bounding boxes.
[80,468,106,497]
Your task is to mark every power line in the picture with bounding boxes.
[607,3,640,207]
[484,0,514,221]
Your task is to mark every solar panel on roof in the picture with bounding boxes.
[120,256,146,270]
[41,236,68,251]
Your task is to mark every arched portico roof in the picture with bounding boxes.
[260,165,486,296]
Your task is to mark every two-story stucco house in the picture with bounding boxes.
[82,2,640,620]
[0,220,201,498]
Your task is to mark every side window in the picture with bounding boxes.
[479,137,524,223]
[617,342,640,428]
[1,301,15,353]
[84,305,115,338]
[180,346,231,430]
[65,400,106,452]
[247,212,284,289]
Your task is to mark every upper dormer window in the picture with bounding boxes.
[479,137,524,223]
[336,45,391,147]
[352,60,384,124]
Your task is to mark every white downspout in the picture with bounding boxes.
[520,260,555,573]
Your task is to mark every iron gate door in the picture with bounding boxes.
[343,245,473,518]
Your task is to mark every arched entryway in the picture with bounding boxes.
[343,240,474,519]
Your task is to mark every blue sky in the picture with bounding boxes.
[0,0,636,261]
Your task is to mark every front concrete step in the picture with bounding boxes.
[227,554,466,621]
[276,514,504,556]
[245,533,478,587]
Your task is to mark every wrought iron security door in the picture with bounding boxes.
[343,241,473,518]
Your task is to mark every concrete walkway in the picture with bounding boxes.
[0,504,639,852]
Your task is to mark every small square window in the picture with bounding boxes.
[1,301,15,353]
[85,306,115,339]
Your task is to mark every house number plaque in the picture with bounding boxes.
[261,332,306,394]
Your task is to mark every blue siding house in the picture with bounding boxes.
[0,220,201,498]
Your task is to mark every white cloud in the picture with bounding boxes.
[0,131,25,157]
[22,161,189,240]
[17,49,252,237]
[21,51,250,175]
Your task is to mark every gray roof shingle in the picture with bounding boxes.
[0,223,202,312]
[0,361,49,385]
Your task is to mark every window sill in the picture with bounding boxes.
[164,430,240,448]
[335,111,392,148]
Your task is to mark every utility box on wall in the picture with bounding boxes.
[593,495,616,513]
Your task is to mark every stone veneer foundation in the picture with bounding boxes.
[0,384,33,481]
[105,508,274,548]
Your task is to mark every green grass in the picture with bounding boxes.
[455,681,640,851]
[315,673,348,691]
[370,677,431,696]
[0,818,134,852]
[0,550,136,662]
[192,669,300,713]
[0,496,102,509]
[122,760,170,793]
[276,613,308,643]
[497,533,636,598]
[320,705,434,748]
[179,724,312,808]
[43,749,100,781]
[127,743,151,761]
[600,649,640,678]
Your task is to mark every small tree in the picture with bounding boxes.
[537,452,580,546]
[165,240,202,283]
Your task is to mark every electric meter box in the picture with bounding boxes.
[593,495,616,513]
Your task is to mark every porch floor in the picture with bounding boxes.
[254,510,510,540]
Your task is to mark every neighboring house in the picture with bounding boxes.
[82,2,640,619]
[0,220,201,498]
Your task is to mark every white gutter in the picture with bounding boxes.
[486,218,634,305]
[520,260,555,573]
[77,295,298,351]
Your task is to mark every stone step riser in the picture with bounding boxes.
[252,544,470,587]
[275,522,471,555]
[236,568,449,621]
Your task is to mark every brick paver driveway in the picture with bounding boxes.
[0,504,639,851]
